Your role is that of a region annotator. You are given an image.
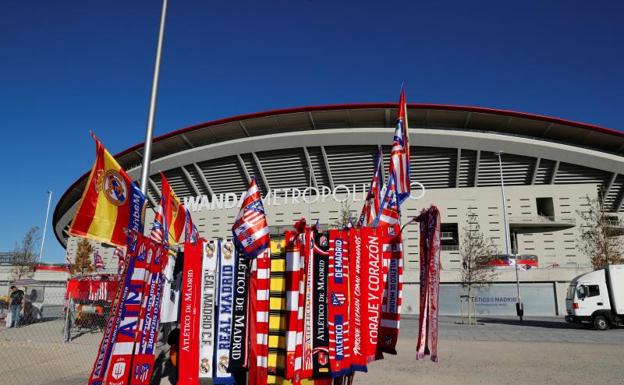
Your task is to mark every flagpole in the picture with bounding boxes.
[497,151,523,321]
[39,190,53,262]
[139,0,169,195]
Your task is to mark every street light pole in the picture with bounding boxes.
[39,190,53,262]
[139,0,169,195]
[497,152,523,321]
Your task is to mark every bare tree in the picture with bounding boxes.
[11,227,41,281]
[71,238,95,276]
[577,194,624,270]
[333,201,355,229]
[460,210,498,324]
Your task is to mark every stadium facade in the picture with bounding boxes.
[53,104,624,317]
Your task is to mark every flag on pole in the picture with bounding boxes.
[69,135,146,247]
[232,178,270,258]
[389,87,411,205]
[93,249,105,270]
[358,148,383,227]
[159,173,187,246]
[184,207,199,243]
[372,173,400,227]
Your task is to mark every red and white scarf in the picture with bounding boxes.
[377,225,403,355]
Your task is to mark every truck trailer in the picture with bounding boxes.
[565,264,624,330]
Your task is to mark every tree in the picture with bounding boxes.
[576,194,624,270]
[459,209,498,325]
[11,226,41,281]
[71,238,95,276]
[333,201,355,228]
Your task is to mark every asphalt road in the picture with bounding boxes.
[0,316,622,385]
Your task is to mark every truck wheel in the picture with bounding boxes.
[593,315,610,331]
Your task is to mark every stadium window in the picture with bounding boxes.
[536,197,555,218]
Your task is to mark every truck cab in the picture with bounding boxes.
[565,265,624,330]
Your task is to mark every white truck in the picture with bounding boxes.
[565,264,624,330]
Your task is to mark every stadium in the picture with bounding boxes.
[53,103,624,317]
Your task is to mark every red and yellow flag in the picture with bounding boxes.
[69,136,144,247]
[160,173,187,245]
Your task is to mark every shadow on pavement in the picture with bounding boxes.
[477,317,587,330]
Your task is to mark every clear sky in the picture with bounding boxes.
[1,0,623,263]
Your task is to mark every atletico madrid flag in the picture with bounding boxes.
[232,178,270,258]
[358,148,383,228]
[69,134,145,247]
[389,86,411,205]
[372,173,400,227]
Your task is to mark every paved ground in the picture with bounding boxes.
[0,316,623,385]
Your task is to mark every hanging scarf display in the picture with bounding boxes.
[215,240,236,385]
[348,228,367,373]
[198,241,218,381]
[377,225,403,355]
[178,238,204,384]
[415,206,441,362]
[427,207,441,362]
[88,232,141,385]
[416,213,430,360]
[104,233,152,385]
[312,229,331,378]
[159,251,181,324]
[284,231,304,381]
[267,239,287,384]
[228,246,252,373]
[361,227,384,363]
[301,229,315,380]
[327,229,352,377]
[130,245,167,385]
[249,248,271,385]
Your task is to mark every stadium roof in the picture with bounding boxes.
[54,103,624,246]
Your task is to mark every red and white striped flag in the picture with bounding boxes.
[358,148,383,227]
[93,250,105,270]
[389,87,411,205]
[232,178,270,258]
[373,173,400,227]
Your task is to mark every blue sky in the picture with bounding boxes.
[1,0,623,263]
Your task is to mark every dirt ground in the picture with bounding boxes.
[1,318,624,385]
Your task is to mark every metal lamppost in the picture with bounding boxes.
[139,0,169,196]
[496,152,523,321]
[39,190,53,262]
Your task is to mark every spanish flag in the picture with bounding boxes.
[160,173,187,245]
[69,135,145,247]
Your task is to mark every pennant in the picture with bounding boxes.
[389,86,411,205]
[215,240,236,385]
[185,208,200,243]
[358,148,383,228]
[178,239,204,384]
[377,225,403,355]
[232,178,270,259]
[228,247,252,373]
[160,173,187,246]
[69,135,146,247]
[114,247,126,275]
[198,241,218,381]
[327,230,352,377]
